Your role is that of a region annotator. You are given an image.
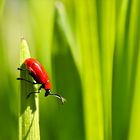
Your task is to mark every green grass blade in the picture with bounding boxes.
[74,0,104,140]
[19,38,40,140]
[96,0,115,139]
[128,41,140,140]
[0,0,5,18]
[55,1,81,73]
[112,0,140,140]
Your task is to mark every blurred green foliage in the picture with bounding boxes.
[0,0,140,140]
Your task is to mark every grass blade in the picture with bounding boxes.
[128,42,140,140]
[18,38,40,140]
[0,0,5,18]
[74,1,104,140]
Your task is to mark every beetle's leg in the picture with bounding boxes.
[17,77,37,84]
[27,85,43,98]
[26,91,40,98]
[17,68,34,79]
[17,68,27,71]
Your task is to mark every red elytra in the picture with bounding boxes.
[24,58,52,91]
[17,58,65,103]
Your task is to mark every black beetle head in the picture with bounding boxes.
[45,89,51,97]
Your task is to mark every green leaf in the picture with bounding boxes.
[18,38,40,140]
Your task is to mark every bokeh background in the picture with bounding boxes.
[0,0,140,140]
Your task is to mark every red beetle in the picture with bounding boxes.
[17,58,65,103]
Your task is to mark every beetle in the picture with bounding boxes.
[17,58,65,104]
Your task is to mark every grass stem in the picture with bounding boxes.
[18,38,40,140]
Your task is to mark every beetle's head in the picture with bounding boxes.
[45,90,66,104]
[45,89,51,96]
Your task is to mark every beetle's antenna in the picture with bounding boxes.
[49,93,66,104]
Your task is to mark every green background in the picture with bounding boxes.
[0,0,140,140]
